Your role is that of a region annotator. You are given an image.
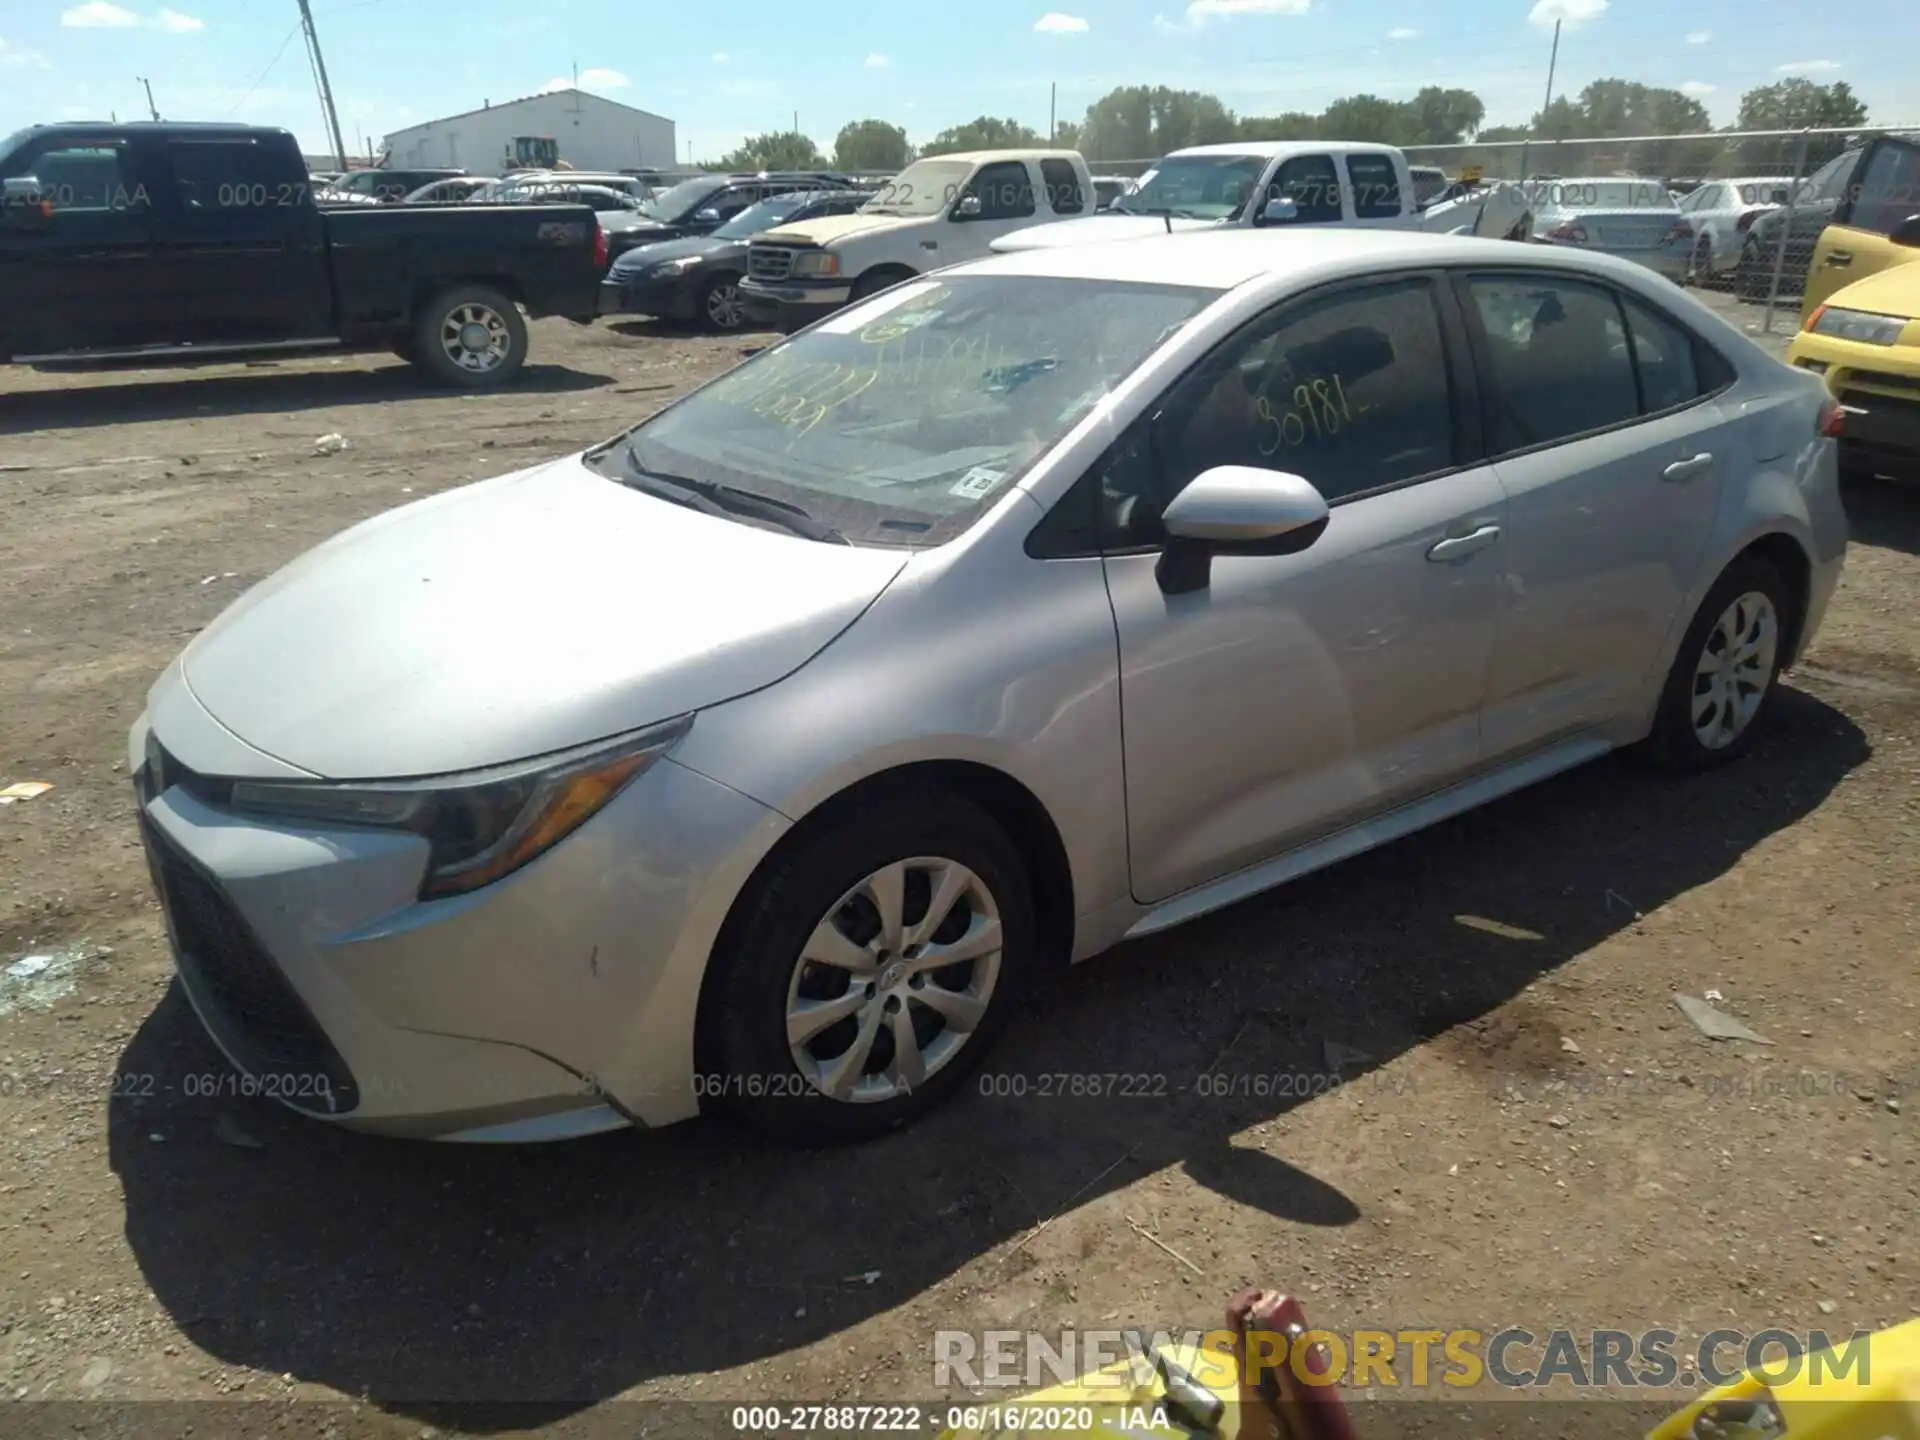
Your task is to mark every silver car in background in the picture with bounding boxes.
[130,230,1846,1147]
[1676,175,1794,282]
[1530,175,1694,280]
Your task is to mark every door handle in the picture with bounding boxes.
[1662,452,1715,482]
[1824,250,1854,267]
[1426,524,1500,563]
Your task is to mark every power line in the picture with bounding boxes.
[226,23,299,117]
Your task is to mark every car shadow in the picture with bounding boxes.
[607,319,775,343]
[1842,470,1920,552]
[0,363,612,435]
[109,685,1868,1425]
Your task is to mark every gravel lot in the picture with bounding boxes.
[1,290,1916,1440]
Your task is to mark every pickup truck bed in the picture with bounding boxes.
[0,122,604,388]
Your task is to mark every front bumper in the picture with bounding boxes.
[129,707,788,1141]
[738,276,852,334]
[599,271,700,321]
[1789,332,1920,471]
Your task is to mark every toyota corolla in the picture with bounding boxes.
[131,230,1847,1144]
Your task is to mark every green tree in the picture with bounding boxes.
[1402,86,1486,145]
[1735,78,1870,169]
[1238,111,1319,143]
[1079,85,1238,162]
[832,119,912,173]
[1053,119,1082,150]
[716,130,827,171]
[919,116,1043,156]
[1316,93,1410,144]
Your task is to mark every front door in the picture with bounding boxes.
[1102,274,1508,904]
[1453,270,1735,757]
[942,160,1044,265]
[1802,135,1920,319]
[0,132,158,356]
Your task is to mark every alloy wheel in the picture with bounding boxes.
[784,856,1003,1103]
[706,280,744,330]
[1692,590,1779,750]
[439,303,512,373]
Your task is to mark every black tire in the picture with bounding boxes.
[1687,236,1714,288]
[1734,244,1767,303]
[695,271,747,333]
[409,284,528,389]
[851,266,917,302]
[1837,442,1879,483]
[1635,554,1794,771]
[389,337,415,363]
[704,787,1035,1141]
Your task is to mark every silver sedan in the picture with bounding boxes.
[1529,176,1696,281]
[131,229,1847,1143]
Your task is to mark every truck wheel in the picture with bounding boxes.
[412,285,528,388]
[851,266,917,302]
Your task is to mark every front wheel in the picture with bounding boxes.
[1687,235,1714,288]
[410,285,528,388]
[851,267,917,302]
[1734,244,1769,303]
[1635,555,1793,770]
[703,790,1034,1141]
[696,272,747,333]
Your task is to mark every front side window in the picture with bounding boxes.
[1463,274,1639,452]
[1041,158,1084,215]
[1346,153,1402,219]
[1114,153,1268,221]
[1267,155,1342,224]
[961,162,1035,221]
[1109,278,1455,548]
[1848,139,1920,235]
[2,140,141,215]
[612,275,1212,547]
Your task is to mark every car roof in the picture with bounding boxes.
[1167,140,1403,160]
[954,227,1661,291]
[907,150,1082,165]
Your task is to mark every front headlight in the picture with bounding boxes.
[792,251,841,278]
[654,255,704,275]
[229,716,692,900]
[1809,306,1909,346]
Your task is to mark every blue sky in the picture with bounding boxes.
[0,0,1908,163]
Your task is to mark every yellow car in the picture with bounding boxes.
[1788,227,1920,479]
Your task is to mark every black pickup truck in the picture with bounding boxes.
[0,122,605,388]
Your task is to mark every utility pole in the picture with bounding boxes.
[1517,17,1561,185]
[137,76,160,121]
[1050,82,1057,144]
[295,0,348,172]
[793,110,800,136]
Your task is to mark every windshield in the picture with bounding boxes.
[1115,153,1270,221]
[861,159,975,217]
[610,274,1213,547]
[640,177,724,220]
[715,194,813,238]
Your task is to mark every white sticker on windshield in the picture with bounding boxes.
[816,281,941,335]
[950,466,1005,500]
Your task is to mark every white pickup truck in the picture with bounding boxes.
[738,148,1097,332]
[990,140,1532,253]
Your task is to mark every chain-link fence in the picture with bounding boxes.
[1083,126,1918,335]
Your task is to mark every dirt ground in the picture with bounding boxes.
[1,291,1916,1440]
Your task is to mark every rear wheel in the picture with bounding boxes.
[697,271,747,333]
[1636,555,1793,770]
[1734,242,1769,303]
[1687,235,1714,288]
[703,788,1033,1141]
[410,285,528,388]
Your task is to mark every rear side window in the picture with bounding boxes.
[965,161,1036,220]
[1848,140,1920,236]
[166,141,292,221]
[1267,154,1341,224]
[1620,294,1732,413]
[1346,154,1402,219]
[1463,274,1639,452]
[1041,159,1084,215]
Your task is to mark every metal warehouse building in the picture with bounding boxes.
[380,88,677,174]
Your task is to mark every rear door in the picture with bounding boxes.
[151,135,331,343]
[0,130,159,355]
[1344,152,1409,228]
[1803,136,1920,319]
[1455,270,1739,757]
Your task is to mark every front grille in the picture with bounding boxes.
[1848,370,1920,397]
[140,813,358,1114]
[749,245,798,282]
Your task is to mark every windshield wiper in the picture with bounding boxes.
[621,454,849,545]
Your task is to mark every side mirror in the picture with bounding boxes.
[1,176,52,229]
[1890,214,1920,249]
[954,194,983,219]
[1256,194,1299,227]
[693,207,721,224]
[1156,466,1330,595]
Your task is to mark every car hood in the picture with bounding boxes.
[989,214,1222,252]
[609,233,737,274]
[176,456,909,779]
[754,212,921,247]
[1823,260,1920,319]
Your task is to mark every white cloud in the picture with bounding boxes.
[864,52,892,68]
[1775,58,1841,73]
[1680,80,1716,96]
[1527,0,1606,30]
[1033,12,1090,32]
[1185,0,1310,18]
[711,51,728,63]
[541,66,629,92]
[61,2,139,26]
[1685,29,1711,43]
[1387,25,1419,39]
[154,7,203,31]
[0,34,52,67]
